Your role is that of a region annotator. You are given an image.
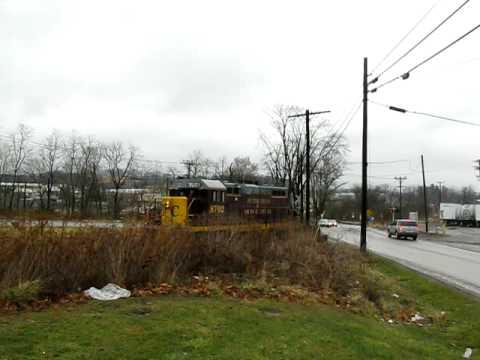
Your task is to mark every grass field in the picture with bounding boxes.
[1,258,478,360]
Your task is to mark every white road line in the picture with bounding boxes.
[325,224,480,297]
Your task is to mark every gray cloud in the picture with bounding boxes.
[0,0,479,191]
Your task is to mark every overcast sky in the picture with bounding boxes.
[1,0,479,189]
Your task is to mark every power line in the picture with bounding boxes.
[406,23,480,74]
[323,96,362,141]
[347,159,409,165]
[372,23,480,92]
[343,173,398,181]
[375,0,471,79]
[370,100,480,127]
[321,100,362,160]
[371,0,440,75]
[370,73,407,92]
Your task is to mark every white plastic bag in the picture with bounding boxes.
[84,283,131,301]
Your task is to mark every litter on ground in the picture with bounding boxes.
[84,283,131,301]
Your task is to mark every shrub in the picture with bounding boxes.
[0,221,365,299]
[361,272,384,308]
[0,280,41,304]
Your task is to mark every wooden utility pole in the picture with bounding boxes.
[475,160,480,179]
[288,109,331,224]
[437,181,444,205]
[421,155,429,233]
[394,176,407,219]
[306,109,311,225]
[182,160,195,178]
[360,57,368,252]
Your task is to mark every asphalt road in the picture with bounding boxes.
[423,227,480,253]
[0,219,125,228]
[324,224,480,298]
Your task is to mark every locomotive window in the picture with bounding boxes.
[221,192,225,202]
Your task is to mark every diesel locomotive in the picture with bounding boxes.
[151,178,290,231]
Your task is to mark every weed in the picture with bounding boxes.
[0,280,41,304]
[0,221,365,303]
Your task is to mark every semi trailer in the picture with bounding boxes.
[440,202,480,226]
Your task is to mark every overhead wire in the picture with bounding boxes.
[375,0,471,79]
[321,100,362,160]
[347,159,410,165]
[323,96,362,141]
[370,100,480,127]
[371,23,480,92]
[0,134,186,172]
[406,23,480,74]
[370,0,440,76]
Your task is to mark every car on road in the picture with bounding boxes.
[327,219,338,227]
[318,219,338,228]
[387,219,418,240]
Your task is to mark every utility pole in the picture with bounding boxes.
[389,207,396,222]
[421,155,429,233]
[182,160,195,178]
[437,180,444,205]
[288,109,331,225]
[306,109,310,226]
[394,176,407,219]
[360,57,368,252]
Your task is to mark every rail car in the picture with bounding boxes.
[148,178,290,232]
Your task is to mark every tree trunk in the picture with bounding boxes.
[113,187,120,219]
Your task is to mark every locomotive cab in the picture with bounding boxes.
[169,178,226,219]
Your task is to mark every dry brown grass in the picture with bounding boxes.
[0,221,364,301]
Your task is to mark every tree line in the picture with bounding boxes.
[327,183,478,223]
[1,107,349,221]
[0,124,138,219]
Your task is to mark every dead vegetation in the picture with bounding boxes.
[0,222,355,296]
[0,221,428,323]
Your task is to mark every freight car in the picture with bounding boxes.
[151,178,290,231]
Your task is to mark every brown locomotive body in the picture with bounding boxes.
[167,178,289,225]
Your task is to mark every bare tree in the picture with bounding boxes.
[260,105,308,214]
[7,124,33,210]
[184,150,213,178]
[103,141,139,219]
[62,133,81,215]
[311,150,346,220]
[76,137,103,217]
[213,156,229,180]
[38,130,63,211]
[261,105,347,219]
[0,140,11,208]
[228,156,258,183]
